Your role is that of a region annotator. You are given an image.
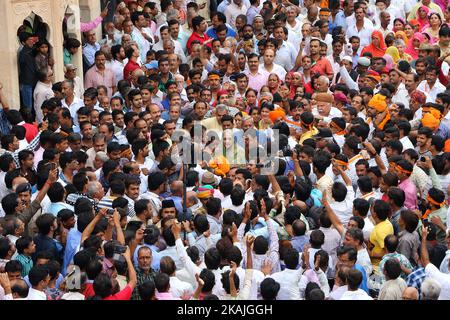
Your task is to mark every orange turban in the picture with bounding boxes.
[209,155,230,177]
[429,107,443,120]
[269,108,286,123]
[422,113,440,131]
[368,94,388,112]
[444,139,450,152]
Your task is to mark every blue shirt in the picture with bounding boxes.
[334,11,347,29]
[62,228,82,276]
[354,264,369,293]
[291,235,309,253]
[206,24,237,39]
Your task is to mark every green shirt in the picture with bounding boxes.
[16,254,33,277]
[63,48,72,66]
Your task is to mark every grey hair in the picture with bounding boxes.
[216,104,228,113]
[318,75,330,85]
[63,80,75,89]
[421,278,441,300]
[86,181,101,198]
[95,151,109,162]
[92,133,106,144]
[394,39,405,47]
[166,8,179,20]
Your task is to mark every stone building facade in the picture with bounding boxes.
[0,0,102,108]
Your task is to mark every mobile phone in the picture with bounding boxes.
[106,209,115,216]
[46,162,56,170]
[357,143,363,149]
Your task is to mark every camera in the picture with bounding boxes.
[114,245,127,254]
[420,157,426,162]
[357,143,363,149]
[106,209,115,216]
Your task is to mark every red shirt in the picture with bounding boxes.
[186,32,211,54]
[21,122,38,143]
[83,283,95,299]
[310,57,334,78]
[103,284,133,300]
[123,60,141,82]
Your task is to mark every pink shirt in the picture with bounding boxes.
[80,16,103,33]
[155,292,180,300]
[84,65,116,98]
[398,178,418,210]
[245,69,269,92]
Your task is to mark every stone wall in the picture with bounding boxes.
[0,0,100,109]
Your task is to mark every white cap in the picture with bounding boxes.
[342,56,353,63]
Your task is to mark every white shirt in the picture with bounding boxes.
[27,288,47,300]
[224,3,248,28]
[417,80,447,103]
[109,58,128,82]
[392,83,410,109]
[286,20,302,50]
[221,265,265,300]
[132,26,153,63]
[33,81,54,123]
[60,292,85,300]
[340,288,373,300]
[346,21,375,49]
[274,41,298,71]
[330,186,355,226]
[169,276,194,299]
[140,191,162,217]
[62,96,84,125]
[357,248,373,277]
[269,268,302,300]
[259,63,287,81]
[363,217,375,241]
[329,285,348,300]
[312,106,343,124]
[400,136,415,152]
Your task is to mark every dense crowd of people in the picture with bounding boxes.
[0,0,449,301]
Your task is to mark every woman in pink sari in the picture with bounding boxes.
[416,5,430,31]
[405,33,425,60]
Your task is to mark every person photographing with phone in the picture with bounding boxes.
[420,187,448,247]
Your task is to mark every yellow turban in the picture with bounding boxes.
[209,155,230,177]
[269,108,286,123]
[422,113,440,131]
[368,94,388,112]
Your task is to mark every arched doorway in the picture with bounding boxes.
[16,12,53,114]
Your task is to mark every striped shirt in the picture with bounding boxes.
[5,131,41,167]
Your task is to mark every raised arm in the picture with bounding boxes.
[123,246,137,289]
[0,83,10,110]
[363,141,387,175]
[261,199,279,270]
[229,262,238,298]
[292,149,304,179]
[420,225,430,267]
[321,191,345,236]
[173,221,201,278]
[113,209,125,245]
[81,208,107,244]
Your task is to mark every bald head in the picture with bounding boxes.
[171,181,183,196]
[402,287,419,300]
[11,279,29,299]
[186,191,198,207]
